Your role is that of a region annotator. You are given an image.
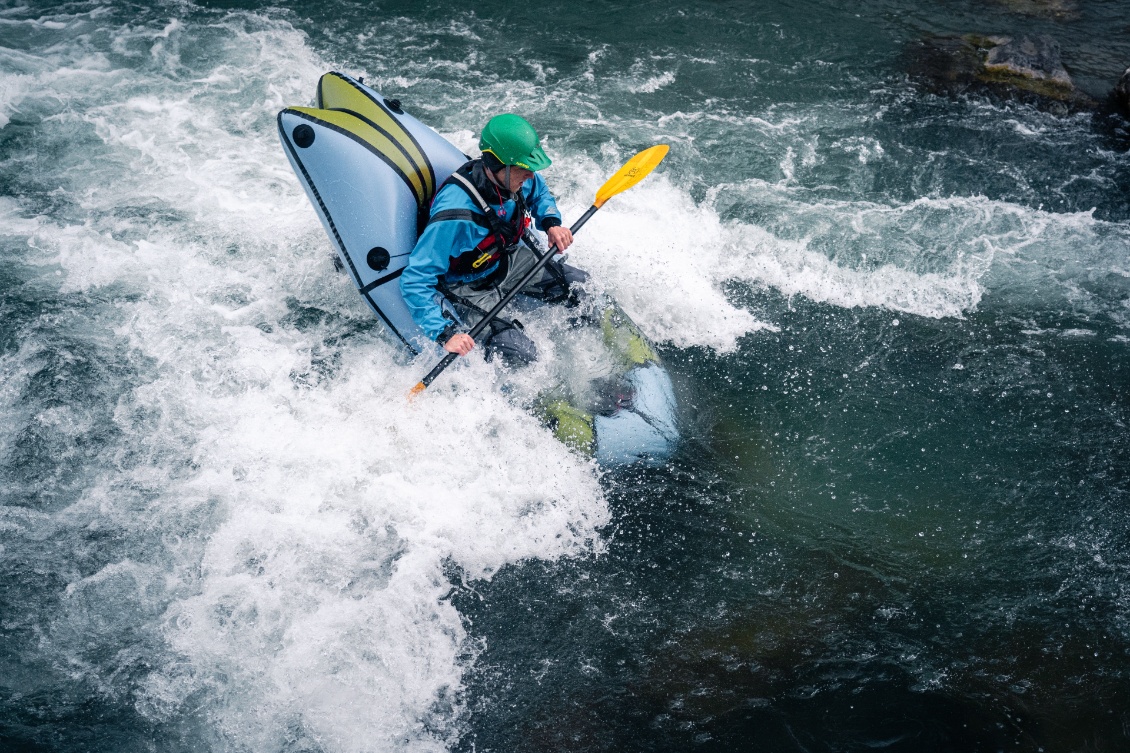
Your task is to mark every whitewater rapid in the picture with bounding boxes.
[2,3,1128,752]
[1,8,609,751]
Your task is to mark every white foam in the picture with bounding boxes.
[0,8,607,752]
[628,70,676,94]
[5,4,1130,750]
[556,147,1130,336]
[562,170,772,353]
[135,335,605,751]
[551,159,982,346]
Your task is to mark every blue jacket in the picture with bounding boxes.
[400,161,563,341]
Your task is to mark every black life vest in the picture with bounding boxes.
[427,160,532,277]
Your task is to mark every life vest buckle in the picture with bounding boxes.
[471,251,494,269]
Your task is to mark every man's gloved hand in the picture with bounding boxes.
[546,225,573,252]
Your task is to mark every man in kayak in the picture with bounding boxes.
[399,114,586,365]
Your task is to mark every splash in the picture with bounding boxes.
[0,6,605,751]
[4,2,1129,751]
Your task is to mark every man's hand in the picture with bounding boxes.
[443,333,475,356]
[546,225,573,252]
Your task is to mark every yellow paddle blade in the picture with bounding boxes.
[593,144,669,208]
[407,381,427,400]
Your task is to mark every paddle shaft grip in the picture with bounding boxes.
[414,205,599,391]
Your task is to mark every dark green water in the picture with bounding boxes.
[1,0,1128,751]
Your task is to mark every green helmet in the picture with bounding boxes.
[479,114,552,171]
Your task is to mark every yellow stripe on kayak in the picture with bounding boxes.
[288,106,429,206]
[601,305,658,366]
[317,73,436,201]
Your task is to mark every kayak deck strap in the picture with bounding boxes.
[359,267,404,295]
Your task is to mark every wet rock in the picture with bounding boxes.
[905,33,1096,114]
[982,35,1072,96]
[1115,67,1130,119]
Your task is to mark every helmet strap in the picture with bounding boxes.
[487,164,513,198]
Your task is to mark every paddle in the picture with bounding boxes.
[408,144,669,399]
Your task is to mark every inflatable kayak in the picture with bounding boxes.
[277,72,678,464]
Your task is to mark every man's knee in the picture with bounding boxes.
[526,261,589,304]
[559,263,589,286]
[482,321,538,366]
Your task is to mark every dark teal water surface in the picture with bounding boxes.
[1,0,1129,751]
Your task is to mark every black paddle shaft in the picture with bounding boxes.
[416,204,599,390]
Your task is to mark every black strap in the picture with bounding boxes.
[447,171,493,214]
[426,167,505,260]
[429,208,492,229]
[436,282,488,315]
[426,160,534,270]
[358,266,404,295]
[429,161,528,240]
[436,280,521,331]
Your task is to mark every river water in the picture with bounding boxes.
[1,0,1128,751]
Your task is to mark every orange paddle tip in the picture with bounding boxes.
[407,382,427,400]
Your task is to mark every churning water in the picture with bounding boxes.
[1,0,1128,751]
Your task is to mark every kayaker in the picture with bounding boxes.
[399,114,587,365]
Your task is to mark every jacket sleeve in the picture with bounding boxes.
[525,173,563,231]
[399,217,481,341]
